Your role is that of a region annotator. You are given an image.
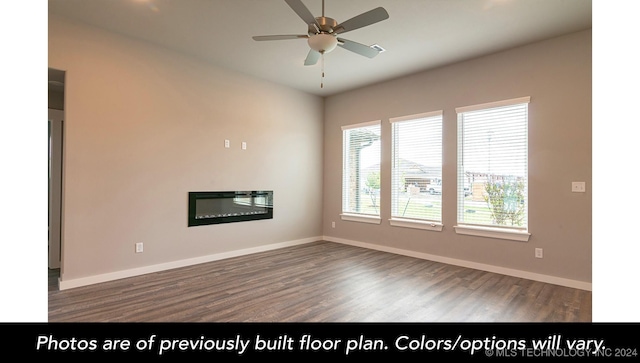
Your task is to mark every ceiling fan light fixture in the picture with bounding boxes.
[308,33,338,53]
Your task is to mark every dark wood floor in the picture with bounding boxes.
[48,241,591,322]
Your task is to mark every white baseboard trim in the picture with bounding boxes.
[323,235,592,291]
[58,235,592,292]
[58,236,321,290]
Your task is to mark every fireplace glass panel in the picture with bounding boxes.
[188,191,273,226]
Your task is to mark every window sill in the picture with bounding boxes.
[389,218,443,232]
[454,224,531,242]
[340,213,381,224]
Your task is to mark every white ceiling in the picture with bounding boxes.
[48,0,592,97]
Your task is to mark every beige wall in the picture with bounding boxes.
[49,15,324,283]
[323,30,592,284]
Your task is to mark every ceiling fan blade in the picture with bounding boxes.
[337,38,381,58]
[333,7,389,34]
[285,0,320,28]
[304,49,321,66]
[252,35,308,41]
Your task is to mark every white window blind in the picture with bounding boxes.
[342,121,381,217]
[457,97,529,229]
[390,111,443,222]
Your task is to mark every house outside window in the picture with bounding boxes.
[341,121,381,224]
[455,97,531,241]
[389,111,443,231]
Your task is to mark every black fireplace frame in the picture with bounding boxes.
[188,191,273,227]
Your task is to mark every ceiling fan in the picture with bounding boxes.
[253,0,389,86]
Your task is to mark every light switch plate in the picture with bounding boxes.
[572,182,586,193]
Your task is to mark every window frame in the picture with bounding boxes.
[340,120,382,224]
[389,110,444,231]
[454,97,531,242]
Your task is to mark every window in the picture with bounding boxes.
[341,121,381,224]
[455,97,531,241]
[390,111,443,231]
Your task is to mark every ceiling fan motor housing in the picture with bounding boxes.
[312,16,338,33]
[307,16,338,53]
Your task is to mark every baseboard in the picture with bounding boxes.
[58,235,592,291]
[58,236,321,290]
[323,235,592,291]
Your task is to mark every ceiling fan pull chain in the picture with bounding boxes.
[321,52,325,88]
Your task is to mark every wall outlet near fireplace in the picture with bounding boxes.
[135,242,144,253]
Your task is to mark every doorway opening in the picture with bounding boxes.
[48,68,65,273]
[48,109,63,269]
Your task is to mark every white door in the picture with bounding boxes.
[48,109,63,269]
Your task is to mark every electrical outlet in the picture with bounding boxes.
[332,221,335,228]
[535,248,543,259]
[136,242,144,253]
[242,142,247,150]
[224,139,230,148]
[572,182,585,193]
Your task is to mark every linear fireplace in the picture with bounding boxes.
[188,191,273,227]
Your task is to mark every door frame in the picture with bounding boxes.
[48,108,64,269]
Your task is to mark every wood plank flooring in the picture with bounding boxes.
[48,241,591,322]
